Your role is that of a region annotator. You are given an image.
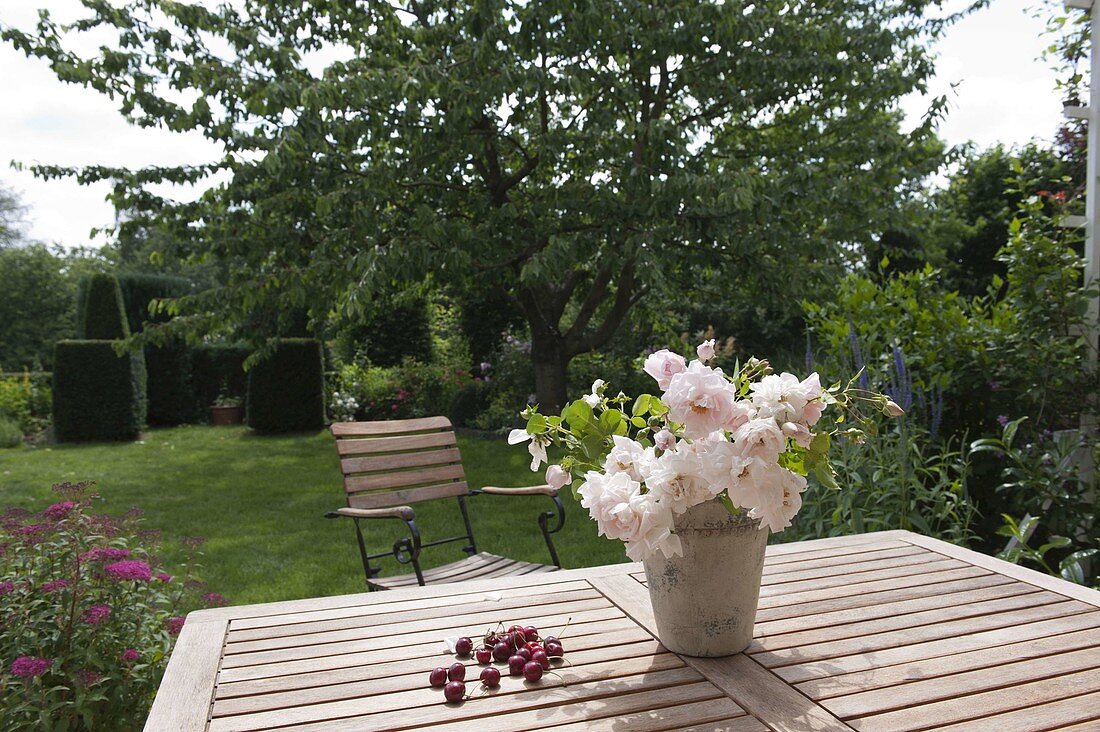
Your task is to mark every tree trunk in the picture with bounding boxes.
[530,330,570,413]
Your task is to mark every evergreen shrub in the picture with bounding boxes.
[78,274,129,340]
[52,341,146,442]
[246,339,325,433]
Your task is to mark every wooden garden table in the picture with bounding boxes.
[145,530,1100,731]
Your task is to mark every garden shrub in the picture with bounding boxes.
[0,482,226,730]
[0,417,20,448]
[78,274,130,341]
[190,344,249,416]
[327,359,472,424]
[114,272,191,334]
[52,341,147,442]
[144,339,195,426]
[332,293,432,367]
[449,381,491,428]
[0,371,51,436]
[246,338,325,433]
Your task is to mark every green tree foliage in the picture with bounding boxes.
[0,245,77,369]
[0,184,27,249]
[5,0,951,409]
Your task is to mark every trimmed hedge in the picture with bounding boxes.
[145,339,195,426]
[116,272,191,334]
[191,344,249,415]
[79,274,130,340]
[52,341,147,442]
[246,339,325,433]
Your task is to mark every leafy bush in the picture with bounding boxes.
[0,371,51,436]
[785,419,975,544]
[246,339,325,433]
[0,482,226,730]
[52,342,147,442]
[448,381,491,428]
[190,344,249,416]
[328,359,471,423]
[0,417,20,448]
[332,293,432,368]
[78,274,130,341]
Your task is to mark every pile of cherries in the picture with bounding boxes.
[428,622,566,703]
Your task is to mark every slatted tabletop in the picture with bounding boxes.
[145,530,1100,732]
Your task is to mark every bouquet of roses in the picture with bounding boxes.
[510,340,903,561]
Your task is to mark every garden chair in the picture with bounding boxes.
[325,416,565,590]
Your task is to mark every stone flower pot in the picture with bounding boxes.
[642,499,768,657]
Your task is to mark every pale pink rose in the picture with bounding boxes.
[602,436,655,482]
[545,464,570,491]
[577,471,680,560]
[582,379,606,408]
[663,361,742,439]
[646,448,719,515]
[653,429,676,452]
[696,339,716,362]
[802,400,826,426]
[731,417,786,462]
[781,421,814,448]
[643,349,687,390]
[798,373,825,425]
[747,467,806,534]
[508,429,549,471]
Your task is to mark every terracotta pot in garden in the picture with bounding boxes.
[210,404,244,425]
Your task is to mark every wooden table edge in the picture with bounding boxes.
[896,531,1100,608]
[144,616,228,731]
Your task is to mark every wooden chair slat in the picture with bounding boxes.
[347,482,469,509]
[335,431,456,456]
[369,552,561,590]
[344,463,466,493]
[341,448,462,475]
[330,416,453,436]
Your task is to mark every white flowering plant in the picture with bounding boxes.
[510,340,904,561]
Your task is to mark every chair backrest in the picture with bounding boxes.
[331,416,469,510]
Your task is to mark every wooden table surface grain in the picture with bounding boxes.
[144,530,1100,732]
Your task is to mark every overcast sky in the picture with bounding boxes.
[0,0,1067,249]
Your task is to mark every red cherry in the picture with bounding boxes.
[444,680,466,702]
[480,667,501,687]
[508,654,527,676]
[522,661,543,681]
[447,662,466,681]
[497,632,513,648]
[523,626,539,642]
[517,648,532,662]
[531,650,550,670]
[525,641,543,653]
[475,648,492,665]
[492,641,512,662]
[429,667,447,688]
[507,624,525,635]
[455,637,473,656]
[545,641,564,658]
[543,635,559,645]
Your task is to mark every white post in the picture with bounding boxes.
[1083,0,1098,485]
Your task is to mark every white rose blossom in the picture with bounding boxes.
[663,361,750,439]
[603,435,656,482]
[582,379,606,408]
[578,471,682,560]
[730,417,786,463]
[508,428,549,471]
[696,339,716,361]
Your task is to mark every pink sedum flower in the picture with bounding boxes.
[165,616,185,636]
[643,349,687,390]
[43,501,75,521]
[11,656,52,679]
[155,572,173,583]
[0,581,14,596]
[663,361,748,439]
[40,579,70,594]
[105,560,152,582]
[81,604,112,626]
[79,547,131,563]
[120,648,139,663]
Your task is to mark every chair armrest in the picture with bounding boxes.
[477,484,559,497]
[325,506,416,522]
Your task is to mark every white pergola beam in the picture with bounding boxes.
[1066,0,1092,11]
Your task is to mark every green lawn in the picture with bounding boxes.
[0,426,628,605]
